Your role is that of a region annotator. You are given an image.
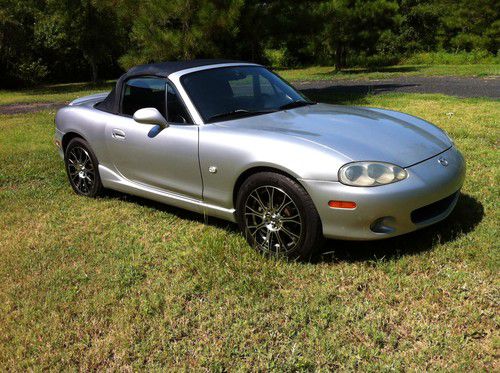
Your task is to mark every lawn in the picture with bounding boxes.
[0,88,498,370]
[0,81,115,106]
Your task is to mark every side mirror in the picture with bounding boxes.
[133,108,168,128]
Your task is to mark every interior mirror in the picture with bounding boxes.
[133,108,168,128]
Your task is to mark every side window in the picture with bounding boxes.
[166,83,192,124]
[121,77,166,117]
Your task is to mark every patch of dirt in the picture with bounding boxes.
[0,102,66,115]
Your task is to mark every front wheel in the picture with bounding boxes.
[64,137,103,197]
[236,172,324,260]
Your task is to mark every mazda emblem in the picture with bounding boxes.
[438,157,449,167]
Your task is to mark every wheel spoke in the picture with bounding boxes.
[245,205,263,215]
[249,193,266,211]
[266,186,275,209]
[273,231,286,252]
[256,188,269,209]
[247,222,266,231]
[281,226,300,240]
[75,148,83,163]
[277,198,293,214]
[245,212,264,219]
[281,214,301,224]
[83,156,92,167]
[264,229,272,251]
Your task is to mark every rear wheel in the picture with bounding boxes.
[64,137,103,197]
[236,172,324,260]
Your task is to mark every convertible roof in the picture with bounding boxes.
[126,59,243,78]
[96,59,246,114]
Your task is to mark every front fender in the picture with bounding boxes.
[199,124,351,209]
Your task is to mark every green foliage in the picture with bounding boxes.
[0,0,498,87]
[402,50,500,65]
[119,0,245,69]
[317,0,400,69]
[45,0,127,82]
[16,59,49,85]
[439,0,499,53]
[263,48,290,68]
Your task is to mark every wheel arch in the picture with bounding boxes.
[61,131,87,152]
[232,166,303,208]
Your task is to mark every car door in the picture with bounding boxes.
[105,77,202,200]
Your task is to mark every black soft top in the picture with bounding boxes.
[97,59,245,114]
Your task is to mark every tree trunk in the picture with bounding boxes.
[341,46,347,68]
[335,43,343,71]
[89,57,98,82]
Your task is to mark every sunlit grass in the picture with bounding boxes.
[0,81,114,106]
[0,91,498,370]
[278,64,500,81]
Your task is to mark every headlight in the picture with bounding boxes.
[338,162,408,187]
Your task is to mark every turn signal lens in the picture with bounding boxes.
[328,200,357,209]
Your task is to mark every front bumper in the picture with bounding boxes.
[301,146,466,240]
[55,128,64,159]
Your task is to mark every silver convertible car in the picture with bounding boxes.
[55,60,465,259]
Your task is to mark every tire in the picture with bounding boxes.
[236,172,324,260]
[64,137,103,197]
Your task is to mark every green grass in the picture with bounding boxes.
[0,90,499,370]
[278,64,500,81]
[0,81,114,106]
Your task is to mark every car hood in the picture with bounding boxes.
[219,103,452,168]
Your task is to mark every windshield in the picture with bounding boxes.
[180,66,314,123]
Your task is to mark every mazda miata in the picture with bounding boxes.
[55,60,465,259]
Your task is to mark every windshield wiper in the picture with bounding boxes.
[206,109,277,123]
[279,100,315,111]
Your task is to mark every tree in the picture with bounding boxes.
[397,0,442,53]
[119,0,245,69]
[439,0,499,53]
[0,0,47,86]
[45,0,126,82]
[0,0,498,87]
[318,0,399,69]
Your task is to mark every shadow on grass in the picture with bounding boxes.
[18,81,115,95]
[317,193,484,263]
[103,190,483,263]
[317,65,421,77]
[103,190,240,233]
[301,84,419,105]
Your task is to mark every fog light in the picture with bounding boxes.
[370,217,396,234]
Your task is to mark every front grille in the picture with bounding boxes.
[411,192,458,224]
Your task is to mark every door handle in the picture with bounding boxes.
[112,129,126,140]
